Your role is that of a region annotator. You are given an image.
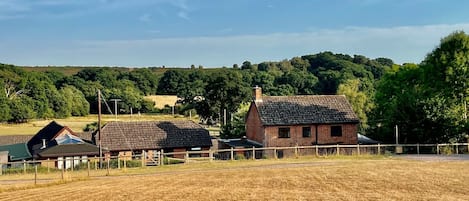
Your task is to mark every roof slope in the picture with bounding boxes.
[0,143,32,161]
[0,135,32,146]
[98,121,212,151]
[255,95,359,126]
[38,143,100,158]
[27,121,77,157]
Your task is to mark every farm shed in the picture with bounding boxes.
[95,121,212,159]
[246,86,359,147]
[27,121,100,169]
[0,143,32,162]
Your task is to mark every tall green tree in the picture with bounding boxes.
[337,79,373,133]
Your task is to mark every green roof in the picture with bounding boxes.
[0,143,32,161]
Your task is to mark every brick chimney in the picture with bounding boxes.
[253,86,262,102]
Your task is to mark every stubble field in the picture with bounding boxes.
[0,157,468,201]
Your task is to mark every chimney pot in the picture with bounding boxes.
[253,86,262,102]
[41,139,47,149]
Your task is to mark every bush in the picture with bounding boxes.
[163,157,184,165]
[440,145,453,155]
[234,154,246,160]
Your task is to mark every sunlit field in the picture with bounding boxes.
[0,157,468,201]
[0,114,196,135]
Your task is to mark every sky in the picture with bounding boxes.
[1,0,469,68]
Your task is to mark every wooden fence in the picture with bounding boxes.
[0,143,468,183]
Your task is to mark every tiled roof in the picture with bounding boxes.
[38,143,100,158]
[97,121,212,152]
[74,132,92,142]
[255,95,359,126]
[27,121,66,157]
[0,135,32,146]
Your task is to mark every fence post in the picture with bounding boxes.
[23,160,26,174]
[47,158,50,173]
[106,157,110,176]
[124,155,127,170]
[209,150,213,162]
[117,155,121,169]
[336,144,340,156]
[34,164,37,185]
[417,143,420,155]
[315,145,318,156]
[437,144,440,155]
[294,145,298,158]
[230,147,234,161]
[252,147,256,160]
[141,151,145,167]
[71,158,74,172]
[377,144,381,155]
[274,148,278,159]
[94,156,97,170]
[61,165,64,180]
[0,163,2,176]
[357,144,360,155]
[185,151,189,164]
[160,149,164,166]
[87,159,90,177]
[456,144,459,155]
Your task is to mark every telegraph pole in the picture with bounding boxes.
[98,89,103,169]
[395,125,399,145]
[110,99,121,120]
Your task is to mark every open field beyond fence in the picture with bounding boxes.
[1,156,469,201]
[0,114,195,135]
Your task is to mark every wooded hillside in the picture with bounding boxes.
[1,31,468,144]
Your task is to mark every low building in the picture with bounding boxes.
[95,121,212,159]
[246,86,359,148]
[0,143,31,162]
[27,121,100,169]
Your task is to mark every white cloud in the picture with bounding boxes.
[3,23,469,67]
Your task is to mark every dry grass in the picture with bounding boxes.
[0,157,468,200]
[0,114,196,135]
[144,95,179,109]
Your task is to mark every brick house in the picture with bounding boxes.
[246,87,359,147]
[95,121,212,159]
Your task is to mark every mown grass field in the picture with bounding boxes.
[0,157,468,200]
[0,114,196,135]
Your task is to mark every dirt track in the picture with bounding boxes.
[393,154,469,161]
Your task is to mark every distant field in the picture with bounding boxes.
[144,95,179,109]
[0,157,468,200]
[0,114,197,135]
[20,66,177,76]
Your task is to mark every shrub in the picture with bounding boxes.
[234,154,246,160]
[439,145,453,155]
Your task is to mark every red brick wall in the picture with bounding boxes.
[173,148,186,159]
[264,124,357,147]
[245,103,264,144]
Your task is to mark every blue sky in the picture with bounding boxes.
[1,0,469,67]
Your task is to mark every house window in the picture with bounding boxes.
[331,125,342,137]
[302,127,311,137]
[278,128,290,138]
[189,147,202,158]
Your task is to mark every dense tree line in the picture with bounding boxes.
[0,64,90,122]
[369,31,469,143]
